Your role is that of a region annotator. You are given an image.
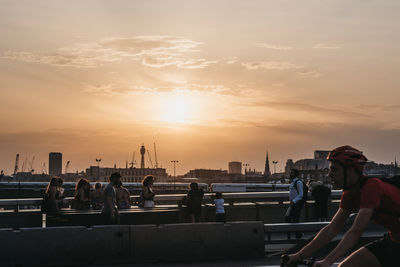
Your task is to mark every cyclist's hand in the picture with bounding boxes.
[281,254,300,266]
[312,259,331,267]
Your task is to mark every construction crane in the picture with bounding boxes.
[154,143,159,168]
[65,161,70,174]
[147,150,154,168]
[21,156,28,172]
[41,163,47,175]
[29,156,35,173]
[129,151,136,168]
[13,154,19,176]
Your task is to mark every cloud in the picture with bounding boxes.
[141,57,217,69]
[242,61,305,70]
[313,43,342,49]
[357,104,400,112]
[272,83,285,87]
[81,83,133,96]
[0,36,217,69]
[255,43,294,50]
[297,70,322,78]
[81,82,238,96]
[244,101,370,119]
[225,57,238,64]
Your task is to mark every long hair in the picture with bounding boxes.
[142,175,155,187]
[75,178,90,198]
[46,177,59,194]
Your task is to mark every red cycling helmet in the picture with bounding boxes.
[327,145,368,173]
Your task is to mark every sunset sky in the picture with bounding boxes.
[1,1,400,175]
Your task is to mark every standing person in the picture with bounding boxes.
[285,169,305,223]
[141,175,155,208]
[309,180,331,221]
[101,172,121,224]
[214,192,226,223]
[90,182,104,210]
[283,145,400,267]
[186,182,204,223]
[42,177,62,214]
[72,178,91,210]
[116,180,131,209]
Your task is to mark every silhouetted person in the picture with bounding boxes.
[186,182,204,223]
[285,169,305,223]
[141,175,155,208]
[116,180,131,209]
[72,178,91,210]
[42,177,63,214]
[101,172,121,224]
[214,192,225,223]
[309,180,331,221]
[90,182,104,210]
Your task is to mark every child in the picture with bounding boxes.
[214,192,225,223]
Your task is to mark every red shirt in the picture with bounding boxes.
[340,177,400,242]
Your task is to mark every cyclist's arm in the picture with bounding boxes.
[293,208,351,260]
[322,208,372,266]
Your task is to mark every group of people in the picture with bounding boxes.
[181,182,226,223]
[285,168,332,225]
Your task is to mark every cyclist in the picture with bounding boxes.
[284,145,400,267]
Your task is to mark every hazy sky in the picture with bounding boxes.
[1,1,400,175]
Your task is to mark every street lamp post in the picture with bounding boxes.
[96,158,101,181]
[170,160,179,187]
[272,161,278,175]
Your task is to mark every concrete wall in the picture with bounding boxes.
[0,222,265,266]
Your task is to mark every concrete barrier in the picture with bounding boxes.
[0,222,265,265]
[130,221,264,262]
[0,210,42,229]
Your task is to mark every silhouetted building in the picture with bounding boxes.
[184,169,230,183]
[229,161,242,174]
[49,152,62,177]
[264,151,271,178]
[314,150,330,160]
[85,166,167,182]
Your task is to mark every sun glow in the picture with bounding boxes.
[161,94,192,123]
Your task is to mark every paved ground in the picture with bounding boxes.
[86,257,340,267]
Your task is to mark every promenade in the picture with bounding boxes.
[0,192,386,266]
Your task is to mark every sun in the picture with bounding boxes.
[161,94,191,123]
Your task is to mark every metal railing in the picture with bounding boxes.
[0,190,343,212]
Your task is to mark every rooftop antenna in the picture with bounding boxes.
[154,143,159,168]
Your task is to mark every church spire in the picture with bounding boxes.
[264,151,271,178]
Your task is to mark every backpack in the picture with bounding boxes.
[362,175,400,217]
[378,175,400,188]
[295,179,308,202]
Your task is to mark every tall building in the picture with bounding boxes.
[264,151,271,178]
[228,161,242,174]
[140,145,146,169]
[49,152,62,177]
